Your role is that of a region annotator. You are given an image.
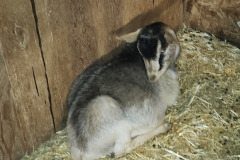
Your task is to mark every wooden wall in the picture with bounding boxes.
[184,0,240,47]
[0,0,183,159]
[0,0,55,160]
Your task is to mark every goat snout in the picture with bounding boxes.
[148,75,157,82]
[143,58,160,82]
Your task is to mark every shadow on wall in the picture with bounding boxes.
[114,0,182,36]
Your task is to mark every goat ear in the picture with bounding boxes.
[116,29,142,43]
[164,28,178,44]
[163,27,180,61]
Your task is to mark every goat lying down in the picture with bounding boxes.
[67,22,180,160]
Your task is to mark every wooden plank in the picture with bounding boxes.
[0,54,27,160]
[118,0,183,34]
[34,0,183,130]
[184,0,240,47]
[0,0,55,159]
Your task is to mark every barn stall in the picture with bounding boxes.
[0,0,239,160]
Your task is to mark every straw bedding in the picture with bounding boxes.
[22,26,240,160]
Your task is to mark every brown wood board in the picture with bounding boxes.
[184,0,240,47]
[0,0,55,159]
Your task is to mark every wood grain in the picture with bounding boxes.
[0,0,54,159]
[0,57,26,160]
[184,0,240,47]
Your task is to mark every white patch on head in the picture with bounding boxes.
[156,40,162,59]
[142,40,162,82]
[143,58,159,72]
[143,58,160,82]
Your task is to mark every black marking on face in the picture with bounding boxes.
[138,37,158,59]
[137,22,168,60]
[159,53,165,70]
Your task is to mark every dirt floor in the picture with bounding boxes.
[22,26,240,160]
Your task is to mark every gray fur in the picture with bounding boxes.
[67,22,180,160]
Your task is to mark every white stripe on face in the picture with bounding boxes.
[142,40,162,82]
[143,58,159,82]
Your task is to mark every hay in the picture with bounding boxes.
[21,25,240,160]
[21,130,70,160]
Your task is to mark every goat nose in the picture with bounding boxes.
[149,75,156,82]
